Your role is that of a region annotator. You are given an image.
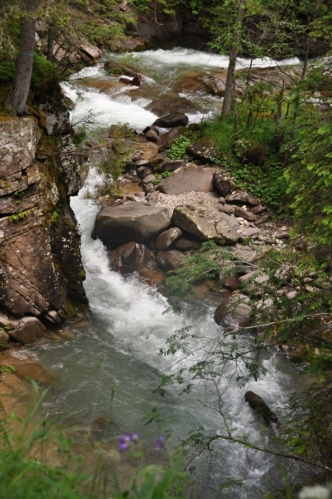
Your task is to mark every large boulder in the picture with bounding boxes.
[92,202,172,250]
[245,391,279,424]
[213,170,236,197]
[157,164,218,195]
[153,112,188,128]
[156,250,185,271]
[186,140,216,163]
[111,241,154,274]
[214,293,252,328]
[156,227,182,251]
[172,202,242,245]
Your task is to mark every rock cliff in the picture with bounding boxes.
[0,116,87,344]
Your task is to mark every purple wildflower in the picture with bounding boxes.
[130,432,140,443]
[118,433,132,452]
[118,432,140,452]
[154,435,166,449]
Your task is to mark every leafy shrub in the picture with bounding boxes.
[168,137,191,160]
[31,54,59,91]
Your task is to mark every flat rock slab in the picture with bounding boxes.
[172,202,256,245]
[92,202,172,250]
[157,164,218,195]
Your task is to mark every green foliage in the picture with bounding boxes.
[0,383,187,499]
[167,137,191,160]
[0,53,58,92]
[50,203,62,224]
[72,126,88,145]
[31,54,59,91]
[281,379,332,466]
[96,124,135,196]
[284,104,332,248]
[165,241,225,300]
[8,209,34,223]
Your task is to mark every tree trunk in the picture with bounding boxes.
[222,0,246,117]
[47,23,56,62]
[7,0,40,115]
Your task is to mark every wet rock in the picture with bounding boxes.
[172,202,242,245]
[156,227,182,250]
[112,241,154,274]
[213,171,236,197]
[139,269,165,286]
[157,164,218,195]
[9,317,47,344]
[104,60,137,76]
[186,139,216,163]
[245,391,279,424]
[120,73,143,86]
[153,112,189,128]
[156,250,185,271]
[131,73,143,86]
[0,350,55,383]
[173,233,202,251]
[92,202,172,250]
[145,129,159,142]
[214,293,252,328]
[200,74,227,96]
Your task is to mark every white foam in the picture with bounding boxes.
[130,47,300,71]
[61,83,157,131]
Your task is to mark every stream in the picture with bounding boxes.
[23,48,313,497]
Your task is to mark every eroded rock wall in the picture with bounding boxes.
[0,116,87,343]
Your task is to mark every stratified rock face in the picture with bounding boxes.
[172,203,241,245]
[92,202,173,250]
[0,117,86,339]
[157,164,217,195]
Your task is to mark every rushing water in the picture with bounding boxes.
[27,48,311,497]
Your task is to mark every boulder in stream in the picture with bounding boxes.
[245,391,279,424]
[153,112,189,128]
[92,202,172,250]
[214,293,252,328]
[111,241,154,274]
